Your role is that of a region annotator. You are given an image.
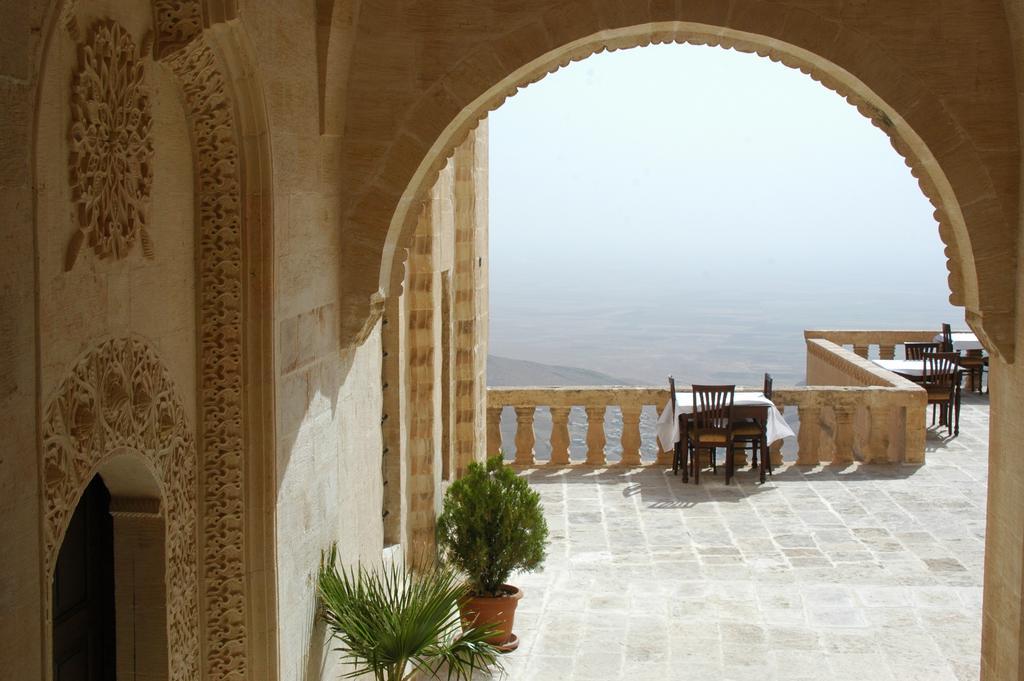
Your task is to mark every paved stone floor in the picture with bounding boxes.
[492,395,989,681]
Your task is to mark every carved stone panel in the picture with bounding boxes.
[67,19,154,270]
[42,337,198,681]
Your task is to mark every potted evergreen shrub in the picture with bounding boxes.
[317,545,501,680]
[435,455,549,652]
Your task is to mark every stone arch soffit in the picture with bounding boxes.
[373,22,1013,361]
[41,336,199,681]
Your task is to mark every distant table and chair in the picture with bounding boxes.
[868,323,987,438]
[656,374,794,486]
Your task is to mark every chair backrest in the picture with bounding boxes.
[691,385,734,433]
[941,323,953,352]
[923,351,960,387]
[906,342,942,360]
[668,375,677,412]
[762,373,773,399]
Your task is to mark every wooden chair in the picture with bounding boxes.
[940,323,954,352]
[905,342,941,360]
[687,385,735,484]
[668,376,688,481]
[922,351,961,437]
[942,322,987,393]
[733,374,773,478]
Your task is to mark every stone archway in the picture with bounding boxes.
[336,4,1018,361]
[42,336,198,681]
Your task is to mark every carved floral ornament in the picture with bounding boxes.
[42,337,199,681]
[66,19,154,270]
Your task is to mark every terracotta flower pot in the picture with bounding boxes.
[459,584,523,652]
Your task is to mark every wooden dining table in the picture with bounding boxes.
[872,359,962,435]
[656,392,794,483]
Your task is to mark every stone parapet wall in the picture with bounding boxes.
[489,337,927,467]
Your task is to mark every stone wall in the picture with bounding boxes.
[982,3,1024,678]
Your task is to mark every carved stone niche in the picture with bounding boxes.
[42,337,198,681]
[66,19,154,270]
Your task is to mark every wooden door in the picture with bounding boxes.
[52,476,116,681]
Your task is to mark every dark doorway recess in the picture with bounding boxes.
[53,475,116,681]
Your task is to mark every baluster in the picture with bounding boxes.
[796,405,821,465]
[549,406,571,466]
[584,406,607,466]
[853,344,869,358]
[832,406,855,463]
[867,403,891,463]
[879,344,896,360]
[619,404,642,466]
[513,407,535,466]
[486,406,503,457]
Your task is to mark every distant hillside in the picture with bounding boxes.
[487,355,640,387]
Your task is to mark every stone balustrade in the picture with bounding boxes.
[487,337,929,467]
[804,329,940,359]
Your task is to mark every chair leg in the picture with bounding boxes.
[954,389,961,437]
[673,442,680,475]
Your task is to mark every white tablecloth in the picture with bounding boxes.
[656,392,795,451]
[933,332,983,352]
[874,359,925,377]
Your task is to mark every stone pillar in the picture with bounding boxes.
[381,254,408,546]
[903,400,927,464]
[981,357,1024,680]
[619,404,642,466]
[853,344,869,358]
[585,406,606,466]
[109,498,167,681]
[867,404,891,463]
[796,406,821,465]
[513,407,535,465]
[879,344,896,360]
[549,407,572,465]
[832,407,855,463]
[486,406,503,457]
[452,126,488,478]
[405,189,444,557]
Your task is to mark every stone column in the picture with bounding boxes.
[381,254,408,546]
[549,407,572,465]
[513,407,535,466]
[486,406,503,457]
[619,404,642,466]
[867,404,892,463]
[585,406,606,466]
[452,126,488,478]
[832,407,855,463]
[879,344,896,360]
[853,344,869,358]
[110,498,167,681]
[796,406,821,465]
[405,188,445,557]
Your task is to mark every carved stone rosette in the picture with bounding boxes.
[67,20,154,270]
[42,337,198,681]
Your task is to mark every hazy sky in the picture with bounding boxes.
[487,44,961,384]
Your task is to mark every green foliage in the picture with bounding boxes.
[316,546,501,681]
[436,455,549,597]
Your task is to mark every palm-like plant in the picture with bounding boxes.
[317,546,502,681]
